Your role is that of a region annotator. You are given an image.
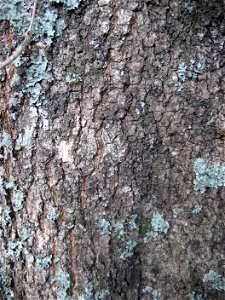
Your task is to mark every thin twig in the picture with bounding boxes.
[0,0,39,69]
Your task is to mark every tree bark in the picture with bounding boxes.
[0,0,224,299]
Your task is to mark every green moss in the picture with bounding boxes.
[70,62,83,74]
[193,12,202,28]
[78,28,87,41]
[93,73,101,82]
[139,217,152,238]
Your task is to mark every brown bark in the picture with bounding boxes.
[0,0,225,299]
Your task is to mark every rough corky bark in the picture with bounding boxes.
[0,0,224,299]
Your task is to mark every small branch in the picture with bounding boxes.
[0,0,39,70]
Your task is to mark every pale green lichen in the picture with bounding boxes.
[0,1,66,46]
[10,73,21,88]
[55,19,67,36]
[147,194,158,208]
[0,205,11,231]
[95,288,110,300]
[7,240,22,260]
[144,212,170,243]
[151,212,170,234]
[114,222,124,237]
[47,206,59,221]
[0,1,31,34]
[97,218,111,236]
[35,255,52,270]
[78,283,109,300]
[142,286,160,300]
[175,81,184,92]
[176,56,206,91]
[189,291,204,300]
[0,169,25,213]
[193,158,225,193]
[127,214,138,230]
[0,258,14,300]
[173,207,183,218]
[133,187,141,201]
[177,62,187,82]
[0,167,6,196]
[12,189,25,212]
[78,283,93,300]
[20,226,32,241]
[26,252,35,263]
[154,79,163,87]
[15,129,34,151]
[184,2,194,13]
[23,56,52,103]
[114,220,137,260]
[0,0,68,109]
[203,270,225,291]
[119,237,137,260]
[5,176,16,190]
[33,8,58,46]
[192,204,202,214]
[54,268,72,300]
[0,130,13,152]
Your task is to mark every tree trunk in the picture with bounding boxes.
[0,0,224,299]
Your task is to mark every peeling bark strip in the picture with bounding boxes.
[0,0,225,299]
